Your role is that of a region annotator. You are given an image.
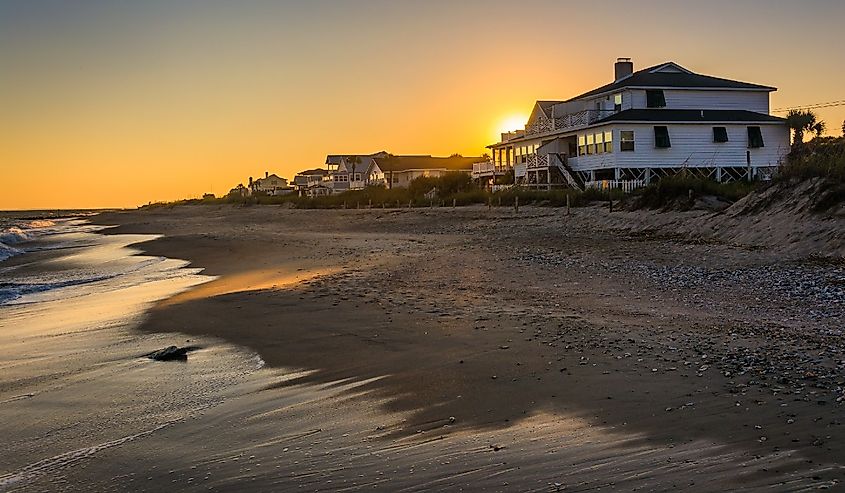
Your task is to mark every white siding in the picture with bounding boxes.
[609,123,789,169]
[627,89,770,113]
[569,125,618,171]
[621,90,635,111]
[629,90,647,109]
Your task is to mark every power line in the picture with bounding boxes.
[772,99,845,113]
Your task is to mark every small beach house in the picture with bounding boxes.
[293,168,330,196]
[325,153,388,193]
[373,155,488,189]
[251,172,291,195]
[477,59,790,191]
[321,152,487,192]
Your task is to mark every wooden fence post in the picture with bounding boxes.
[514,195,519,213]
[452,198,456,208]
[566,193,571,215]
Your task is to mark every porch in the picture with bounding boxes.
[515,154,582,190]
[524,109,613,137]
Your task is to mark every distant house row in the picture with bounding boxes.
[227,152,487,199]
[292,152,487,197]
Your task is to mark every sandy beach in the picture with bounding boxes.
[1,204,843,491]
[2,204,818,491]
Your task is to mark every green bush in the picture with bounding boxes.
[779,136,845,182]
[630,174,754,210]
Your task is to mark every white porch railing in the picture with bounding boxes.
[524,154,581,189]
[525,154,550,169]
[584,180,646,194]
[472,160,496,178]
[524,109,613,136]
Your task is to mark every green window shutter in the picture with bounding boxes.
[646,90,666,108]
[747,126,764,148]
[654,126,671,148]
[713,127,729,143]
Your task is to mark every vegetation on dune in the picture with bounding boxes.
[777,134,845,212]
[780,136,845,182]
[786,109,826,152]
[625,173,755,211]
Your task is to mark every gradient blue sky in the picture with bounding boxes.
[2,0,843,208]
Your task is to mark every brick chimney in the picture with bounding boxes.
[615,58,633,81]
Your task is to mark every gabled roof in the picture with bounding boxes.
[338,156,378,175]
[374,155,487,172]
[527,101,564,126]
[536,101,563,118]
[597,109,786,124]
[296,168,328,176]
[568,62,776,101]
[255,173,285,182]
[326,151,388,165]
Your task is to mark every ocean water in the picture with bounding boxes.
[0,214,267,491]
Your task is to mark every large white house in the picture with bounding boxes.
[476,59,790,190]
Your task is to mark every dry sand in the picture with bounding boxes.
[52,204,844,491]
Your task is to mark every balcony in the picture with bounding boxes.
[472,160,510,179]
[523,109,614,137]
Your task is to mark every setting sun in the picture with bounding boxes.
[497,114,529,137]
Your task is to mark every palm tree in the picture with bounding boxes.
[345,155,361,184]
[841,119,844,137]
[811,120,826,138]
[786,109,825,152]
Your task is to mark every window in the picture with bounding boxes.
[354,173,361,181]
[747,126,764,148]
[578,135,587,156]
[604,131,613,153]
[595,132,604,154]
[586,134,595,155]
[654,126,671,148]
[646,89,666,108]
[614,94,623,112]
[713,127,729,143]
[620,131,635,151]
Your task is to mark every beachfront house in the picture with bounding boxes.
[373,155,488,188]
[325,152,389,193]
[251,172,292,196]
[293,168,331,197]
[476,59,790,191]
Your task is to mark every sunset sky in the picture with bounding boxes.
[2,0,844,209]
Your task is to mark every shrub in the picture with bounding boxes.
[779,136,845,182]
[630,174,754,210]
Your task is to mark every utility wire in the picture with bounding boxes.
[772,99,845,113]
